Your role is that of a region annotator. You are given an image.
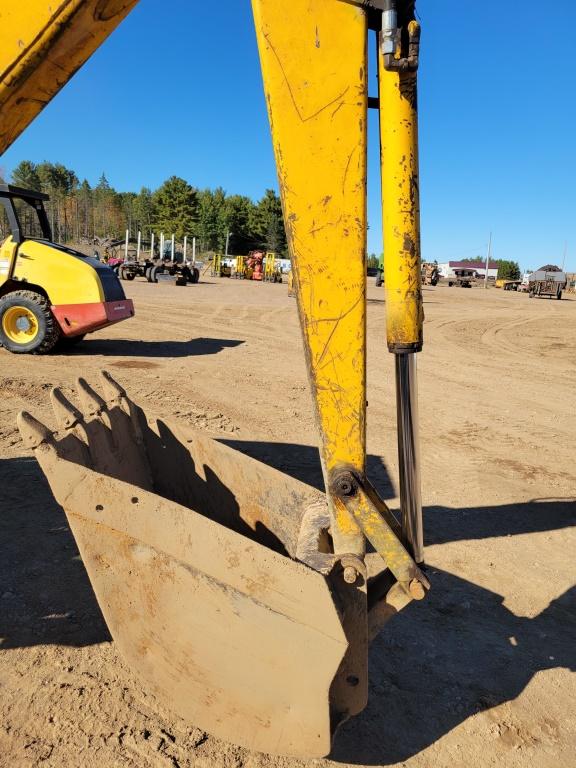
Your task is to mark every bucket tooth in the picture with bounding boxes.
[51,387,83,430]
[99,369,128,411]
[16,411,55,450]
[76,376,108,419]
[54,375,152,490]
[76,376,110,428]
[74,377,117,464]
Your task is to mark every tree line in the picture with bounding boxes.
[9,160,288,256]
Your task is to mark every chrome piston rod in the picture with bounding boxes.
[395,352,424,564]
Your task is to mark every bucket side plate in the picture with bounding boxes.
[34,454,347,757]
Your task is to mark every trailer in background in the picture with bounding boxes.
[528,265,567,300]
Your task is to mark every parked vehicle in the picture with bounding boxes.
[528,265,566,300]
[421,262,439,285]
[447,268,477,288]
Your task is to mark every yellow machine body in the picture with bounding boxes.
[0,185,134,352]
[1,236,103,304]
[0,0,139,153]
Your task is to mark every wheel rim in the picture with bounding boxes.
[2,306,39,343]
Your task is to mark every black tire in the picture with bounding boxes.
[0,290,61,354]
[149,266,159,283]
[190,267,200,284]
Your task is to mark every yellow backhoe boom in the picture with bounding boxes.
[0,0,139,154]
[5,0,429,758]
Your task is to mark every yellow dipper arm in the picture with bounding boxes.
[252,0,369,557]
[254,0,427,577]
[0,0,140,154]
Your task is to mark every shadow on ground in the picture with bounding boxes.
[331,565,575,765]
[59,337,244,358]
[0,448,574,764]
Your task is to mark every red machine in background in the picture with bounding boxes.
[244,250,265,281]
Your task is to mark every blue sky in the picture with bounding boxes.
[1,1,575,272]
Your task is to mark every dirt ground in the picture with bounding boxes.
[1,276,575,768]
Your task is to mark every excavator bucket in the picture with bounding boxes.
[17,372,381,758]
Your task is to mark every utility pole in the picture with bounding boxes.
[484,231,492,289]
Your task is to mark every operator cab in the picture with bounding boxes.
[0,184,52,245]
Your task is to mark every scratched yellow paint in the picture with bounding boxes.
[0,0,140,154]
[378,21,423,351]
[252,0,368,553]
[348,491,418,585]
[252,1,367,471]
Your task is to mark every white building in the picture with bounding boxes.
[437,260,499,280]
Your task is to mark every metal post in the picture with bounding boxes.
[136,230,141,261]
[124,229,129,261]
[183,235,187,264]
[171,233,175,262]
[395,353,424,564]
[484,231,492,289]
[225,231,231,258]
[192,236,196,265]
[160,232,164,261]
[150,232,155,259]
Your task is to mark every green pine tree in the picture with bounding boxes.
[250,189,287,255]
[11,160,42,191]
[153,176,199,241]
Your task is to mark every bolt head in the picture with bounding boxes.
[409,578,426,600]
[334,473,358,497]
[343,566,358,584]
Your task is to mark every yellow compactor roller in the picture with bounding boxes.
[3,0,427,758]
[0,184,134,353]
